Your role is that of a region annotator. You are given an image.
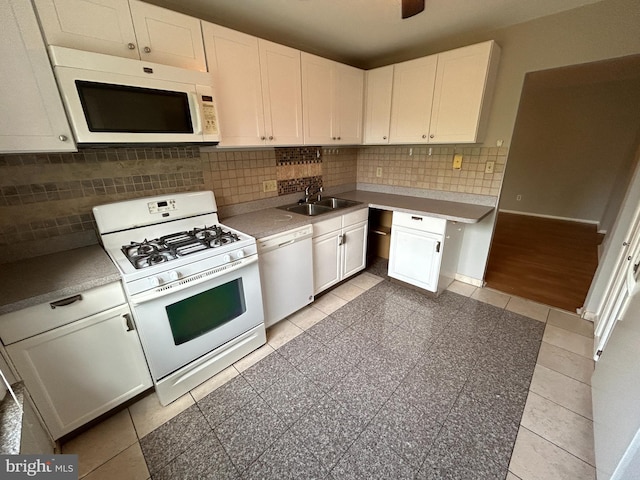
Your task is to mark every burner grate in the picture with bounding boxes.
[121,225,243,269]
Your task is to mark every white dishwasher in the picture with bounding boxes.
[257,225,314,327]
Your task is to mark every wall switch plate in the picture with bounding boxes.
[376,167,383,177]
[263,180,277,192]
[453,154,463,170]
[485,161,495,174]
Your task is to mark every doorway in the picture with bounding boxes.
[485,55,640,311]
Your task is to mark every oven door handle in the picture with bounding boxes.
[129,255,258,306]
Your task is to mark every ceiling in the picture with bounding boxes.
[144,0,604,68]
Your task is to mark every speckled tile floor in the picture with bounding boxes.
[62,262,597,480]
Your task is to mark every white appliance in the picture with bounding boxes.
[93,191,265,405]
[49,46,219,146]
[257,225,314,327]
[592,229,640,480]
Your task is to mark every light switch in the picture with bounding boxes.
[453,154,463,170]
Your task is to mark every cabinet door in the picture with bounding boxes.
[129,0,206,71]
[313,231,341,295]
[7,305,152,439]
[33,0,139,60]
[302,53,334,145]
[203,23,266,146]
[388,226,442,292]
[389,55,437,144]
[259,40,304,145]
[363,65,393,144]
[429,41,498,144]
[342,220,368,278]
[0,0,75,153]
[334,63,364,145]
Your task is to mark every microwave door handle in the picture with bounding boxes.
[188,92,203,134]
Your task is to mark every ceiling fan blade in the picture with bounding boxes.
[402,0,425,19]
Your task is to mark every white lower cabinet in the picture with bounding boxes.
[1,283,152,440]
[389,211,464,294]
[312,209,368,295]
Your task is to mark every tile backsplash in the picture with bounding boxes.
[358,146,506,196]
[0,143,501,262]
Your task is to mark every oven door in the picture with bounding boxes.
[128,256,264,380]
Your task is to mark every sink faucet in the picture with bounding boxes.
[303,185,323,203]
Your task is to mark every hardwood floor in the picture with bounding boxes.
[485,212,604,312]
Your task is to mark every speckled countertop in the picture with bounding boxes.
[222,189,494,239]
[0,245,121,316]
[0,382,24,454]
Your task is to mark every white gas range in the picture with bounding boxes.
[93,191,265,406]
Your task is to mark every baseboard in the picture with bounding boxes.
[454,273,484,287]
[499,209,600,228]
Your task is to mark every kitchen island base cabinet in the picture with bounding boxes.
[313,209,368,295]
[389,212,464,295]
[1,283,152,440]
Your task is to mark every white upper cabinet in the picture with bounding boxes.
[429,41,500,144]
[202,23,303,146]
[364,41,500,145]
[363,65,394,144]
[389,55,438,144]
[302,53,364,145]
[0,0,75,153]
[34,0,206,71]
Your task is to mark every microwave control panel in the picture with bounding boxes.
[201,96,218,135]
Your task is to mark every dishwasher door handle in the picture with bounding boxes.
[278,239,295,248]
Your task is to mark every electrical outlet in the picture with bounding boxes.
[485,161,495,174]
[376,167,383,177]
[516,194,522,201]
[453,154,463,170]
[263,180,277,192]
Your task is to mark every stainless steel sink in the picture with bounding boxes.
[315,197,359,209]
[280,203,333,216]
[276,197,360,216]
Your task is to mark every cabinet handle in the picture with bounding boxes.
[58,135,68,142]
[411,216,423,221]
[127,42,136,50]
[422,134,427,139]
[436,241,441,253]
[269,136,274,140]
[383,136,387,140]
[143,46,151,53]
[430,134,435,139]
[123,313,135,332]
[49,294,82,309]
[338,233,345,246]
[260,136,266,140]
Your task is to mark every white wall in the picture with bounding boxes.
[499,77,640,225]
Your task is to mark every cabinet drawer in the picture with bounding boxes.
[392,211,446,234]
[313,216,342,237]
[0,282,126,345]
[342,208,369,227]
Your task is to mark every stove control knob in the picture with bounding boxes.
[168,271,179,281]
[236,249,245,259]
[149,276,161,287]
[224,254,232,263]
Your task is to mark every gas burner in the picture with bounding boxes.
[192,226,240,248]
[120,224,246,269]
[123,240,162,259]
[193,226,223,240]
[209,232,239,247]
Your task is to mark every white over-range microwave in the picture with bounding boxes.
[49,46,219,146]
